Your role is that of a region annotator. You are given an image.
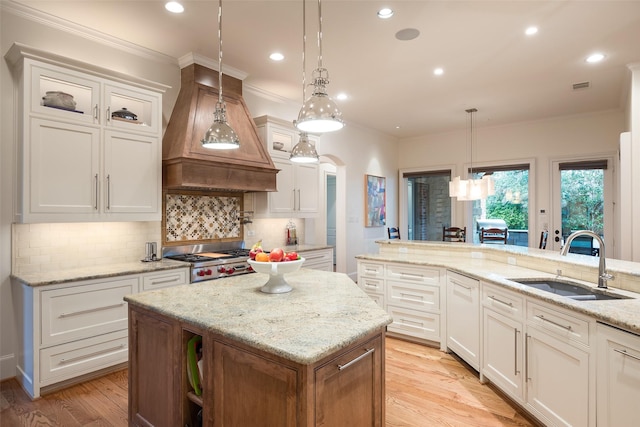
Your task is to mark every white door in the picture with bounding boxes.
[103,130,159,214]
[29,118,100,215]
[550,157,614,254]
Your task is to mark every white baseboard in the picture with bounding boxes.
[0,353,15,380]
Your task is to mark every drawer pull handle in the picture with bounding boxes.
[60,343,126,364]
[488,295,513,307]
[400,293,423,301]
[364,269,379,274]
[59,302,125,318]
[614,348,640,361]
[150,278,178,285]
[535,314,573,332]
[452,280,472,290]
[514,329,520,375]
[398,318,423,327]
[400,272,424,279]
[338,348,375,371]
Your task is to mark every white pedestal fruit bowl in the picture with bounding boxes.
[247,258,305,294]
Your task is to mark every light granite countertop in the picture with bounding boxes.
[11,258,189,287]
[124,269,392,365]
[357,246,640,335]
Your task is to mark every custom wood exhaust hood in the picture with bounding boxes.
[162,62,277,192]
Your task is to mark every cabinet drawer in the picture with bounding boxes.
[359,276,384,294]
[141,269,188,291]
[359,262,384,277]
[387,264,442,285]
[386,305,440,342]
[40,330,128,383]
[387,280,440,311]
[364,292,384,308]
[482,283,523,319]
[527,301,591,346]
[299,249,333,270]
[41,277,137,347]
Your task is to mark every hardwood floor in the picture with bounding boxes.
[1,337,536,426]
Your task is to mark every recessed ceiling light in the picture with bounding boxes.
[377,8,394,19]
[336,93,348,101]
[165,1,184,13]
[525,26,538,36]
[269,52,284,61]
[586,53,605,63]
[433,67,444,76]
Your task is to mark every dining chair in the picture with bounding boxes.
[480,227,508,244]
[443,226,466,242]
[388,227,400,239]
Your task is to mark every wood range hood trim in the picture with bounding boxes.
[162,62,278,192]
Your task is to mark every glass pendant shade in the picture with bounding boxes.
[295,69,344,133]
[290,132,319,163]
[201,102,240,149]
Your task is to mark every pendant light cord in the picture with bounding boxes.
[218,0,223,106]
[317,0,323,69]
[302,0,306,103]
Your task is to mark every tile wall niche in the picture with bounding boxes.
[12,222,161,275]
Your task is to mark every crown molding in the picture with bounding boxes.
[2,1,178,66]
[177,52,247,80]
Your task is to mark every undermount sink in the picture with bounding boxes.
[510,279,630,301]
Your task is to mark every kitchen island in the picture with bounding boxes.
[124,269,392,427]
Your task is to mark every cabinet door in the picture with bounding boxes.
[295,162,319,213]
[269,158,296,214]
[103,130,159,216]
[29,61,100,124]
[446,272,480,370]
[28,117,100,216]
[526,326,591,427]
[315,335,383,427]
[214,341,298,427]
[482,308,524,403]
[104,84,160,134]
[596,323,640,427]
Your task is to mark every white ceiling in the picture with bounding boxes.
[12,0,640,138]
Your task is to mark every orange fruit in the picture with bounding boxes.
[255,252,269,262]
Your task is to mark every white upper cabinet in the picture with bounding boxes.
[252,116,320,218]
[7,44,166,223]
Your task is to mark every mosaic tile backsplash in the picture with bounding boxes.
[165,194,241,242]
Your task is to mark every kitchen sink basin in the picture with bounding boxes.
[510,279,630,301]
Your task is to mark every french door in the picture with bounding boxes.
[550,157,614,255]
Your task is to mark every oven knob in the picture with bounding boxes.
[228,268,236,274]
[197,270,205,276]
[217,266,226,274]
[248,266,254,272]
[205,269,213,276]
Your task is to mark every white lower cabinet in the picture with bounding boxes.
[596,323,640,427]
[446,271,480,370]
[356,260,444,344]
[297,248,334,271]
[482,283,525,403]
[13,266,189,399]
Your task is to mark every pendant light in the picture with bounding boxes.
[291,0,319,163]
[449,108,495,201]
[201,0,240,150]
[294,0,344,133]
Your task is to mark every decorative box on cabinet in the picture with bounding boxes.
[446,271,481,370]
[596,322,640,427]
[6,43,166,223]
[252,116,320,218]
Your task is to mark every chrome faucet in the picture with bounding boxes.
[560,230,613,288]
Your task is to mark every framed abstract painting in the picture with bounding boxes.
[365,174,386,227]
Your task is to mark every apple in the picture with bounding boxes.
[249,247,263,260]
[285,252,299,261]
[268,248,285,262]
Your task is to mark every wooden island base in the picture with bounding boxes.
[128,304,385,427]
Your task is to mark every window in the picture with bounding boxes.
[470,165,530,246]
[403,170,451,241]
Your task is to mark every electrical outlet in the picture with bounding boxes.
[247,230,255,236]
